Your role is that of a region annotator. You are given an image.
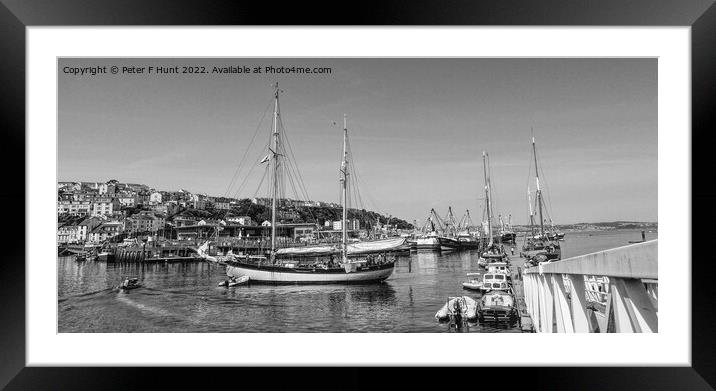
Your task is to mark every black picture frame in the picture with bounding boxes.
[1,0,714,389]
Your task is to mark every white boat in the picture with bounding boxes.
[462,273,483,291]
[479,272,511,293]
[435,296,479,321]
[225,88,397,284]
[478,289,519,325]
[416,231,441,250]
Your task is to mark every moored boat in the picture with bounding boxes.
[522,136,562,261]
[478,289,519,325]
[462,272,484,291]
[435,296,479,321]
[223,88,398,284]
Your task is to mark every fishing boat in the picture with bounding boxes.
[416,209,461,251]
[416,231,442,251]
[224,85,401,284]
[521,136,562,261]
[498,215,517,244]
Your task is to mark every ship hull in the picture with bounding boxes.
[416,237,441,251]
[226,262,395,284]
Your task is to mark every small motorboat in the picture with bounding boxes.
[462,273,483,291]
[118,277,141,291]
[435,296,478,321]
[218,275,250,287]
[478,289,519,326]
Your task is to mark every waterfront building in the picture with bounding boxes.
[173,216,198,227]
[332,219,360,231]
[76,217,103,242]
[57,225,81,244]
[126,211,165,234]
[88,222,124,243]
[226,215,254,226]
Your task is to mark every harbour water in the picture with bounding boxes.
[58,229,657,333]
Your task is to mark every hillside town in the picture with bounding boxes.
[57,179,410,247]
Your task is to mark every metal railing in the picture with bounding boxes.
[522,240,657,333]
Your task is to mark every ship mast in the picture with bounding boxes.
[532,136,545,238]
[483,151,493,246]
[341,114,349,263]
[527,186,535,238]
[270,82,280,258]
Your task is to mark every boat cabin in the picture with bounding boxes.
[482,273,509,291]
[487,262,509,274]
[481,290,515,308]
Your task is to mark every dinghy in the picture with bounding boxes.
[118,277,141,291]
[434,296,478,321]
[219,275,250,287]
[462,273,483,291]
[228,275,250,286]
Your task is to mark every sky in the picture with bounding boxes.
[58,58,657,225]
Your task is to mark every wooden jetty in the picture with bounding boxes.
[506,252,535,332]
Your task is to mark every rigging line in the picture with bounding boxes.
[346,139,365,211]
[252,163,270,199]
[276,105,312,202]
[233,142,271,200]
[223,97,274,198]
[538,152,555,223]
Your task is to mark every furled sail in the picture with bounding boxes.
[275,237,406,257]
[275,245,337,256]
[347,237,406,254]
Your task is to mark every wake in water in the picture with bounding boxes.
[58,287,115,303]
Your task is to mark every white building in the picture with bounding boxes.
[226,216,254,226]
[57,200,92,216]
[332,219,360,231]
[57,225,80,244]
[92,198,118,216]
[149,191,162,204]
[117,195,137,208]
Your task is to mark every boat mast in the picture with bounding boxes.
[532,136,545,238]
[483,151,493,245]
[527,186,535,238]
[270,82,280,257]
[341,114,348,263]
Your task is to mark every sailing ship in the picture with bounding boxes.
[223,84,404,283]
[521,136,562,261]
[479,152,509,262]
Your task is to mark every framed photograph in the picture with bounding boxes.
[3,0,714,389]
